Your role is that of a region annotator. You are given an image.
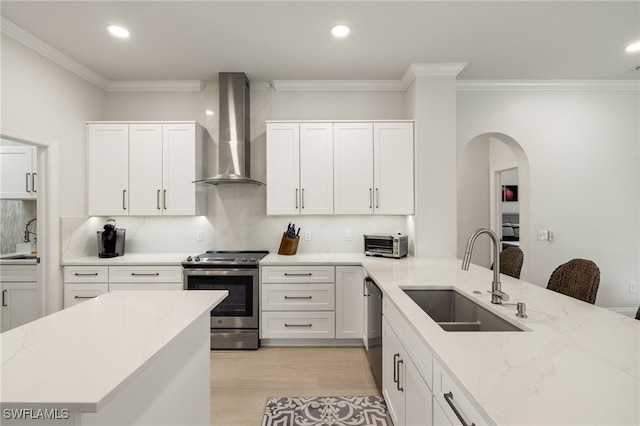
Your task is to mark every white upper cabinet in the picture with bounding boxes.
[266,122,300,215]
[266,122,333,215]
[373,122,414,215]
[88,123,129,216]
[333,123,374,214]
[88,122,203,216]
[0,145,38,200]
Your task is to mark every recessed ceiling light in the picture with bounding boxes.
[107,25,130,39]
[331,24,351,38]
[625,41,640,52]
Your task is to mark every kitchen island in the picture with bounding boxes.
[0,290,227,425]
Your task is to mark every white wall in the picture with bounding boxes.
[457,89,640,309]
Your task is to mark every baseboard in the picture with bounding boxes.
[261,338,364,347]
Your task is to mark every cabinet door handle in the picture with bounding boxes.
[369,188,373,209]
[284,295,313,299]
[74,295,98,299]
[301,188,305,209]
[284,273,312,276]
[396,359,404,392]
[393,353,400,384]
[163,189,167,210]
[26,173,31,193]
[2,289,7,307]
[32,173,37,193]
[363,278,370,297]
[157,190,161,210]
[131,273,160,276]
[284,323,313,327]
[123,190,127,210]
[295,189,299,209]
[444,392,475,426]
[74,273,98,276]
[375,188,379,209]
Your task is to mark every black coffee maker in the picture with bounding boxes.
[97,219,125,258]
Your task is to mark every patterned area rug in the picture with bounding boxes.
[262,395,391,426]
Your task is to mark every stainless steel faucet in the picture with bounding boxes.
[461,228,509,304]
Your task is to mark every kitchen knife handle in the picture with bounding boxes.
[157,190,161,210]
[123,190,127,210]
[163,190,167,210]
[444,392,475,426]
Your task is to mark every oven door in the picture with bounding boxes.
[183,268,258,329]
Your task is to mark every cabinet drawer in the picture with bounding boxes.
[109,266,182,283]
[433,359,488,426]
[262,283,335,311]
[261,311,335,339]
[64,266,109,283]
[261,266,335,283]
[0,264,37,282]
[109,283,183,291]
[64,283,108,308]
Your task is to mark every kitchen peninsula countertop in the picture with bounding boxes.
[0,290,228,417]
[264,253,640,425]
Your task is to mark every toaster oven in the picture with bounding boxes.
[364,234,408,258]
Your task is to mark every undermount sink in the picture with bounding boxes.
[403,289,523,332]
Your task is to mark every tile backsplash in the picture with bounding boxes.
[0,200,37,254]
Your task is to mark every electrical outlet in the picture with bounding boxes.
[345,231,352,241]
[537,230,548,241]
[196,231,203,241]
[304,231,311,241]
[630,282,637,293]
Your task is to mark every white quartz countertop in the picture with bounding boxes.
[259,253,640,425]
[61,253,192,266]
[0,290,228,412]
[362,256,640,426]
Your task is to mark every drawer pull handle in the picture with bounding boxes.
[396,359,404,392]
[131,273,160,276]
[284,323,313,327]
[74,273,98,276]
[2,289,7,307]
[444,392,475,426]
[74,295,98,299]
[284,296,313,299]
[284,273,313,276]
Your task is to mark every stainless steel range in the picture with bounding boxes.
[182,250,268,349]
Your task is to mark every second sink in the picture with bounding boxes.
[403,289,523,332]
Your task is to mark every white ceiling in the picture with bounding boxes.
[1,1,639,83]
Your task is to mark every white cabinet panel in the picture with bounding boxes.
[299,123,333,215]
[261,311,335,339]
[266,122,300,215]
[64,266,109,283]
[163,124,198,215]
[109,283,182,291]
[374,122,414,215]
[0,146,37,200]
[129,124,163,216]
[87,123,130,216]
[262,283,335,311]
[333,123,374,214]
[261,265,335,283]
[64,283,109,308]
[433,359,488,426]
[109,266,182,283]
[1,281,39,332]
[335,266,364,339]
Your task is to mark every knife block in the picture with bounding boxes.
[278,233,299,255]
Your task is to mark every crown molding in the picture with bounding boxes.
[457,80,640,91]
[0,125,57,147]
[1,17,108,91]
[106,80,206,92]
[270,80,405,92]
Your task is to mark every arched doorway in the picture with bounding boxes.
[457,132,531,280]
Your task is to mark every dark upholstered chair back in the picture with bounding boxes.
[635,307,640,321]
[546,259,600,304]
[499,247,524,279]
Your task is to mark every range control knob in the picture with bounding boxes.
[250,257,257,262]
[194,256,201,262]
[242,257,248,262]
[186,256,193,262]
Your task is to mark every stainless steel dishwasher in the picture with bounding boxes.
[364,277,383,392]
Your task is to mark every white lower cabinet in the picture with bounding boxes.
[1,264,40,332]
[383,316,433,426]
[335,266,363,339]
[433,359,487,426]
[63,265,182,308]
[261,311,335,339]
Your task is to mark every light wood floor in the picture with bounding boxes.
[210,346,380,426]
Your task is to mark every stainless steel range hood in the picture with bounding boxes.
[195,72,264,185]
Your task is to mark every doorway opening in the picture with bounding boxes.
[457,133,530,280]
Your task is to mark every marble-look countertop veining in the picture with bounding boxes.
[0,290,228,412]
[61,253,193,266]
[263,253,640,425]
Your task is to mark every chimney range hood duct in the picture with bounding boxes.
[195,72,264,185]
